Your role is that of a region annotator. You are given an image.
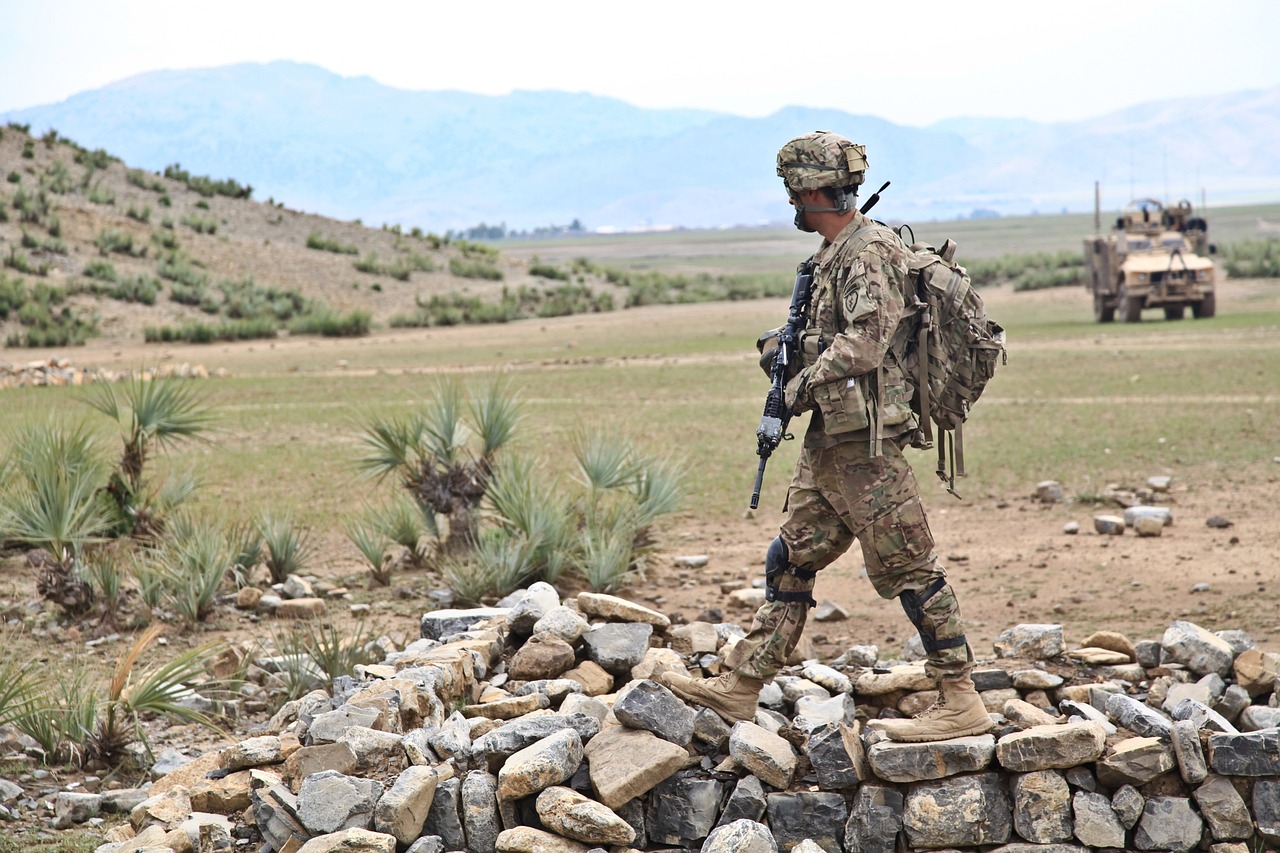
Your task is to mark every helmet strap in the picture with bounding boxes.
[789,188,858,232]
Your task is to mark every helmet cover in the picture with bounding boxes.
[776,130,868,193]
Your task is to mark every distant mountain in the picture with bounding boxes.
[5,62,1279,231]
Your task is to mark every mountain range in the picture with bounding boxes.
[4,61,1279,232]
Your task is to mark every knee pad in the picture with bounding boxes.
[899,578,967,654]
[764,536,817,607]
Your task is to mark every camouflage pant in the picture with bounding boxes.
[726,436,972,681]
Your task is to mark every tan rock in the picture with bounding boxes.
[630,647,686,682]
[462,692,549,721]
[373,766,438,846]
[854,665,933,696]
[1080,630,1137,662]
[1233,647,1280,697]
[189,770,253,814]
[151,750,225,796]
[583,726,692,809]
[576,592,670,629]
[235,587,264,609]
[1002,698,1061,729]
[496,826,594,853]
[535,785,635,846]
[296,827,397,853]
[284,743,359,792]
[508,633,577,681]
[668,622,719,656]
[561,660,614,696]
[276,597,327,618]
[131,788,193,832]
[1067,647,1132,665]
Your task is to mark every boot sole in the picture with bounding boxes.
[878,720,995,743]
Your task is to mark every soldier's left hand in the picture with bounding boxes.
[784,369,812,414]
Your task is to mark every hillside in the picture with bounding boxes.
[4,62,1279,230]
[0,124,634,350]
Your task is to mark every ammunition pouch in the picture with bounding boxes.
[764,536,817,607]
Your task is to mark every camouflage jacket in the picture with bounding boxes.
[794,212,919,446]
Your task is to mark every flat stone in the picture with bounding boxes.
[535,785,634,846]
[475,714,601,769]
[223,735,283,771]
[1171,719,1209,783]
[296,828,397,853]
[494,826,593,853]
[55,791,102,824]
[1207,730,1280,776]
[646,771,724,848]
[1233,648,1280,696]
[461,770,500,853]
[844,784,903,853]
[338,726,408,772]
[995,722,1106,772]
[801,661,852,695]
[1003,699,1060,729]
[1079,630,1137,662]
[309,706,383,745]
[702,818,777,853]
[853,665,932,695]
[728,721,796,789]
[1105,692,1174,738]
[189,769,254,813]
[668,621,719,656]
[1073,789,1125,847]
[560,660,614,696]
[496,728,583,800]
[766,791,847,853]
[1133,796,1204,852]
[994,624,1065,660]
[1193,774,1252,841]
[630,646,687,682]
[584,726,690,809]
[814,601,849,622]
[869,734,995,782]
[373,766,438,847]
[693,706,732,751]
[1096,736,1176,787]
[1067,647,1130,665]
[971,668,1014,691]
[420,607,509,641]
[1162,620,1235,678]
[1010,770,1071,843]
[576,592,670,628]
[612,678,695,746]
[462,692,550,721]
[794,693,856,732]
[1125,505,1173,528]
[296,770,382,835]
[902,772,1012,847]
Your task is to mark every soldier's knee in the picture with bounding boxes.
[763,536,817,607]
[898,579,968,655]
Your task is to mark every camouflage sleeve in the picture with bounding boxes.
[805,241,908,387]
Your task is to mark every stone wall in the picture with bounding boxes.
[87,587,1280,853]
[0,358,225,389]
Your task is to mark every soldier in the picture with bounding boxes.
[662,130,993,742]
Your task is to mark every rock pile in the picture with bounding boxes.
[79,586,1280,853]
[0,358,226,389]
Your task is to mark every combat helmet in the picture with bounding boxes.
[776,131,868,230]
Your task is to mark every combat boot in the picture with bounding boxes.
[865,673,994,742]
[660,670,764,724]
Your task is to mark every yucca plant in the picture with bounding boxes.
[149,518,232,625]
[13,666,98,765]
[228,519,264,587]
[571,430,643,493]
[486,455,578,584]
[344,512,391,585]
[469,526,540,600]
[628,454,686,549]
[82,375,215,536]
[577,514,638,593]
[81,547,128,626]
[378,494,432,566]
[259,511,314,584]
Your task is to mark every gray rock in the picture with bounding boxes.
[692,707,731,751]
[582,725,690,810]
[1162,620,1235,678]
[100,788,148,813]
[296,770,382,835]
[0,779,22,803]
[1036,480,1065,503]
[1238,704,1280,731]
[844,784,902,853]
[728,721,796,789]
[972,668,1014,691]
[535,785,634,846]
[616,797,646,849]
[1214,629,1256,656]
[1133,796,1204,852]
[1111,784,1144,829]
[420,607,508,641]
[1093,514,1125,535]
[252,781,305,851]
[1193,774,1252,841]
[340,726,409,772]
[1096,736,1176,787]
[54,791,102,825]
[309,705,383,745]
[510,679,583,704]
[1135,639,1162,668]
[428,712,473,766]
[1104,692,1174,738]
[1058,699,1116,734]
[558,693,608,723]
[1171,719,1209,783]
[1124,505,1173,527]
[833,645,879,667]
[461,770,500,853]
[1010,770,1071,843]
[1215,684,1251,723]
[613,679,695,746]
[1168,696,1238,734]
[475,714,601,768]
[868,734,995,783]
[373,766,438,847]
[995,722,1107,772]
[813,601,848,622]
[701,819,777,853]
[581,622,653,674]
[1072,790,1124,847]
[1207,729,1280,776]
[422,777,465,851]
[993,624,1065,660]
[1254,778,1280,845]
[717,775,767,827]
[224,735,283,770]
[507,583,561,636]
[406,838,445,853]
[282,573,313,599]
[1064,766,1095,792]
[1011,669,1063,690]
[150,747,193,777]
[532,606,590,644]
[807,722,865,790]
[800,661,852,695]
[766,791,847,853]
[496,728,583,800]
[777,675,830,705]
[793,692,856,732]
[645,771,722,848]
[902,773,1011,847]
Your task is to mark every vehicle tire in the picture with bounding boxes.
[1120,290,1144,323]
[1094,292,1115,323]
[1192,294,1216,318]
[1164,305,1185,320]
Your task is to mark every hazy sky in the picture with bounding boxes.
[3,0,1278,126]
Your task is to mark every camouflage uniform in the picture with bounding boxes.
[728,210,973,682]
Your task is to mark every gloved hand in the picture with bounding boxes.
[756,328,781,379]
[784,368,812,414]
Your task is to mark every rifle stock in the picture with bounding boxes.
[750,257,815,509]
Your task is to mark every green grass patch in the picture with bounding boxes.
[289,308,373,337]
[144,317,279,343]
[448,256,503,280]
[307,232,359,255]
[180,214,218,235]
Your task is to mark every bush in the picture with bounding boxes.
[86,182,115,205]
[143,317,278,344]
[73,147,114,170]
[180,214,217,235]
[449,257,503,280]
[1223,238,1280,278]
[126,204,152,224]
[5,171,19,184]
[89,274,161,305]
[21,229,67,255]
[163,163,252,199]
[289,308,372,337]
[95,228,145,257]
[41,161,73,194]
[306,232,359,255]
[4,248,50,277]
[83,259,118,282]
[126,169,167,192]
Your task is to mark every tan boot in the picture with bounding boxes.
[659,670,764,724]
[865,674,994,743]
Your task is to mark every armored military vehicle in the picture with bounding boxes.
[1083,194,1216,322]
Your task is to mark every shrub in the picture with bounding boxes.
[4,247,50,277]
[1223,238,1280,278]
[163,163,252,199]
[21,229,67,255]
[126,204,151,224]
[180,214,217,235]
[73,147,114,170]
[529,259,568,280]
[21,141,34,159]
[449,256,503,280]
[94,228,145,257]
[306,232,359,255]
[83,259,118,282]
[288,308,372,337]
[259,512,314,584]
[5,171,19,184]
[86,182,115,205]
[157,252,208,287]
[41,161,73,194]
[143,317,278,344]
[126,169,167,193]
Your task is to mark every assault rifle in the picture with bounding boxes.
[750,257,815,509]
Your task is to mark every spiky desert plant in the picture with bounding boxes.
[150,517,232,625]
[576,514,637,593]
[81,547,128,626]
[379,494,432,565]
[469,526,540,600]
[628,454,686,549]
[344,512,391,585]
[486,455,577,584]
[82,375,215,536]
[228,519,264,587]
[571,430,643,493]
[259,511,314,584]
[12,666,98,764]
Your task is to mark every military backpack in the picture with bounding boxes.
[846,224,1007,496]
